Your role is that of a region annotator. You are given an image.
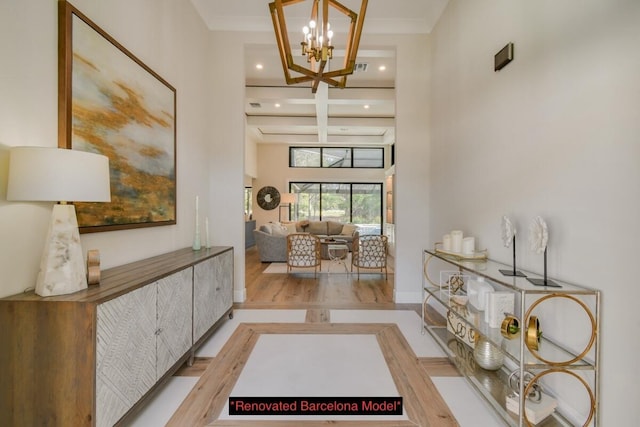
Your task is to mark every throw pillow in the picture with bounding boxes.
[341,224,357,236]
[327,221,344,235]
[307,221,327,235]
[285,223,297,234]
[260,224,272,234]
[270,222,289,237]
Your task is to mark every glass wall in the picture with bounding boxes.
[289,182,382,235]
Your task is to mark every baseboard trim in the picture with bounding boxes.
[234,287,246,303]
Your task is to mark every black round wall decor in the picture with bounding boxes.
[256,186,280,210]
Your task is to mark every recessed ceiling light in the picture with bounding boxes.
[364,105,370,109]
[275,103,281,108]
[379,65,386,71]
[256,64,263,70]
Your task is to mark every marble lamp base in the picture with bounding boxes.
[35,204,88,297]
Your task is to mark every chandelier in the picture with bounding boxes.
[269,0,368,93]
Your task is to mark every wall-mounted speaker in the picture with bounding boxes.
[494,42,514,71]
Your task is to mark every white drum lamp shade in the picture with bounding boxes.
[280,192,297,205]
[278,192,297,222]
[7,146,111,296]
[7,146,111,202]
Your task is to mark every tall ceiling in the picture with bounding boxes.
[190,0,448,145]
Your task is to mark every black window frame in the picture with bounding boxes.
[289,146,384,169]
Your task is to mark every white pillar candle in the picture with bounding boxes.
[192,196,201,250]
[442,234,452,251]
[451,230,463,253]
[205,217,210,248]
[462,236,475,254]
[195,196,199,225]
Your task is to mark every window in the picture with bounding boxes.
[321,183,351,222]
[290,147,320,167]
[353,148,384,168]
[244,187,252,218]
[290,183,320,220]
[290,147,383,168]
[290,182,382,235]
[322,148,352,168]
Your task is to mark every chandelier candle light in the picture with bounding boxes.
[302,14,334,63]
[269,0,368,93]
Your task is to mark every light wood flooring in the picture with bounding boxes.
[239,246,406,310]
[162,247,462,427]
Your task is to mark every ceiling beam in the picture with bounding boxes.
[246,115,395,128]
[246,85,395,99]
[257,133,387,145]
[328,117,395,127]
[246,116,317,126]
[315,82,329,143]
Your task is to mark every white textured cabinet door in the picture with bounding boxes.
[96,284,157,427]
[156,268,193,378]
[193,250,233,342]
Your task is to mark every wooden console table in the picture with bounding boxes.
[0,246,234,427]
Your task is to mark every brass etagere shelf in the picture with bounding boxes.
[421,248,600,427]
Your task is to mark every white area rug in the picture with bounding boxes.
[263,254,393,275]
[218,334,407,421]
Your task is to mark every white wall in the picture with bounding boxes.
[429,0,640,424]
[0,0,215,298]
[245,122,258,180]
[208,31,253,302]
[394,34,431,303]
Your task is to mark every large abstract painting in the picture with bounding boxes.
[59,1,176,233]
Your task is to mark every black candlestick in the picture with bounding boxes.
[499,236,526,277]
[527,247,561,287]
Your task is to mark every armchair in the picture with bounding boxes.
[253,229,287,262]
[286,233,321,277]
[351,233,388,280]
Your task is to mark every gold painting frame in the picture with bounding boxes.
[58,1,177,233]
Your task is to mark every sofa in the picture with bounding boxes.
[253,220,358,263]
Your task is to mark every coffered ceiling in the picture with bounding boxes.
[190,0,449,145]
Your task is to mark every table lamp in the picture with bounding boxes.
[7,146,111,297]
